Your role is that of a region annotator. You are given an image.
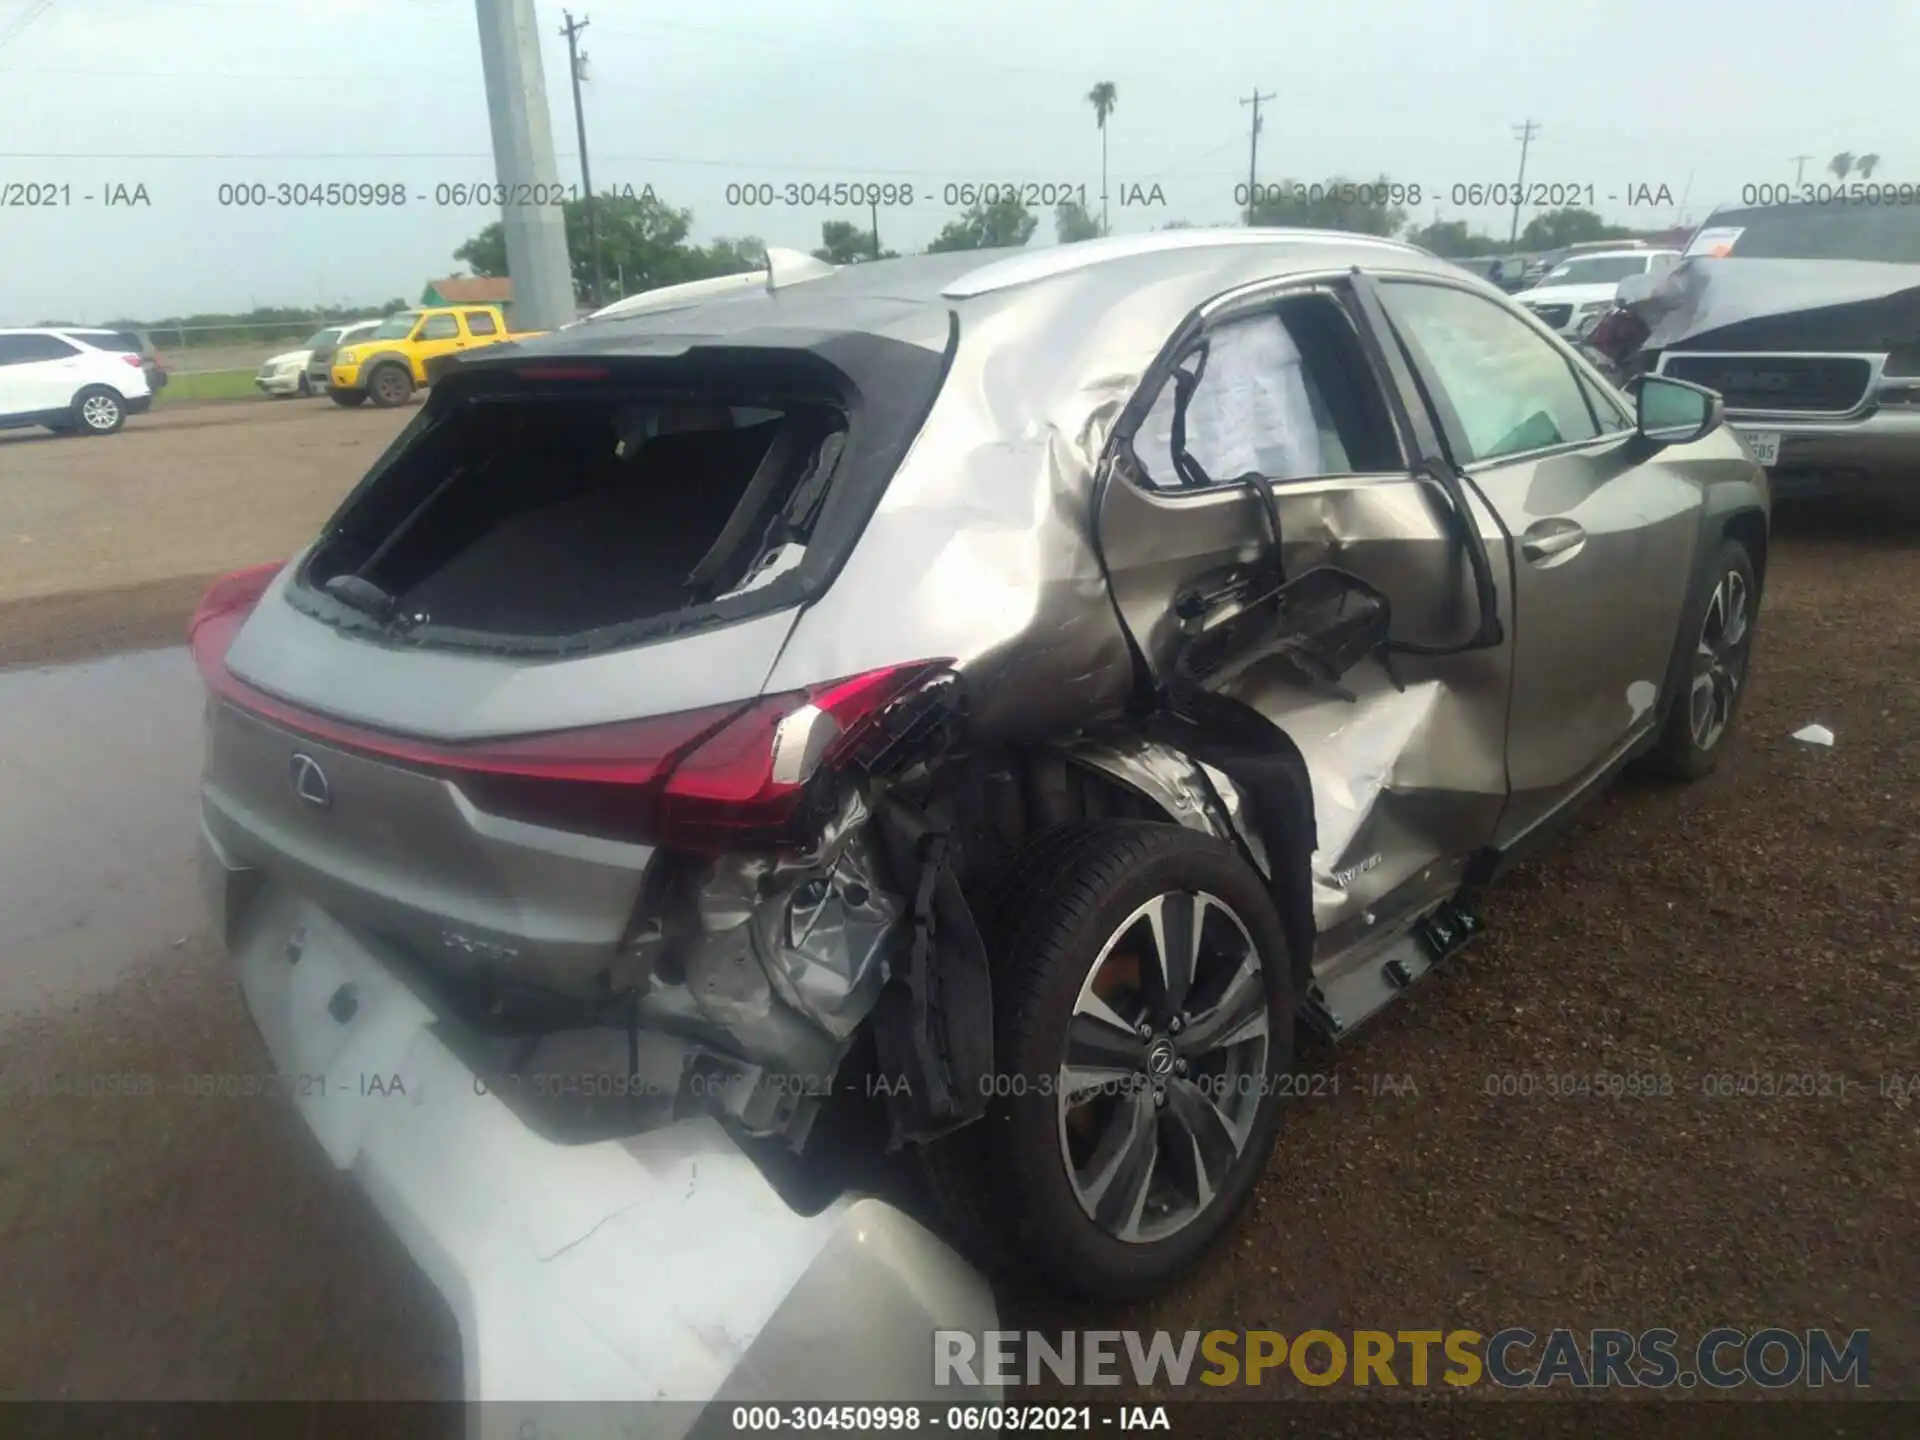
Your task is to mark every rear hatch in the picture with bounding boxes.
[196,327,953,1025]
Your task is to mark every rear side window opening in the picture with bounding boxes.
[300,371,851,651]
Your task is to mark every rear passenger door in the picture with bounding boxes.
[1367,274,1701,844]
[1095,276,1517,953]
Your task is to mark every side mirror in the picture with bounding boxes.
[1633,373,1723,447]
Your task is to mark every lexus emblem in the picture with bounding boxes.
[289,752,332,811]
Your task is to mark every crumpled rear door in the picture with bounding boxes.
[1091,277,1514,954]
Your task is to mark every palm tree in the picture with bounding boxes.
[1086,81,1118,236]
[1829,151,1855,181]
[1858,152,1882,178]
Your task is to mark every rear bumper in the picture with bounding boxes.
[200,815,998,1422]
[126,394,153,415]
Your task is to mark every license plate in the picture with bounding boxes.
[1738,430,1781,466]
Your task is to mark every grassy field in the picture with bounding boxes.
[155,369,264,403]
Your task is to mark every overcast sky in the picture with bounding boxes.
[0,0,1911,322]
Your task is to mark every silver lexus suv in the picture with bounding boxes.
[193,231,1767,1405]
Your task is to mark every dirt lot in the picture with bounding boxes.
[0,400,412,668]
[0,404,1914,1409]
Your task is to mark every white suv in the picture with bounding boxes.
[0,327,154,436]
[1520,249,1681,337]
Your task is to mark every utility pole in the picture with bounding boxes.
[473,0,576,331]
[1508,118,1539,249]
[1790,153,1812,185]
[1240,89,1274,226]
[871,196,881,259]
[560,11,604,309]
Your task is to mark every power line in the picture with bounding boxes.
[1239,89,1274,226]
[1507,118,1538,248]
[559,10,604,307]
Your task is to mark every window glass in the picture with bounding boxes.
[1538,255,1650,287]
[464,310,498,336]
[368,312,420,340]
[1381,282,1601,464]
[418,314,461,340]
[1,333,81,363]
[69,330,143,354]
[1576,369,1632,433]
[1694,203,1920,262]
[1133,297,1399,489]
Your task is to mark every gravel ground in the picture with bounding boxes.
[0,402,1913,1411]
[0,400,411,667]
[1011,507,1920,1396]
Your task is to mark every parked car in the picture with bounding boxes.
[190,230,1767,1402]
[254,320,381,398]
[291,319,383,397]
[327,304,543,408]
[1519,248,1681,336]
[0,326,154,435]
[1626,199,1920,496]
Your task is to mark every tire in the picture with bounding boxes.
[1641,538,1758,780]
[72,386,125,436]
[367,364,413,408]
[919,820,1294,1301]
[330,388,368,408]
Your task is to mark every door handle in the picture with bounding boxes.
[1521,518,1586,567]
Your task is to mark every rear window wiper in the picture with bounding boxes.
[322,573,399,623]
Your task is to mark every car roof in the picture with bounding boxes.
[1547,248,1674,262]
[520,228,1451,365]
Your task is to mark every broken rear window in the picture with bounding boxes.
[301,380,848,647]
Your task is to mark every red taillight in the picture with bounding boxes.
[120,353,143,368]
[656,662,946,850]
[514,365,609,381]
[188,561,283,648]
[192,571,950,851]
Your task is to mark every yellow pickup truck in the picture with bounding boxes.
[328,304,542,408]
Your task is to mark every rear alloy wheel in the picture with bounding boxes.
[367,365,413,408]
[330,388,368,408]
[73,385,125,436]
[920,821,1293,1300]
[1644,538,1757,779]
[1058,891,1273,1244]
